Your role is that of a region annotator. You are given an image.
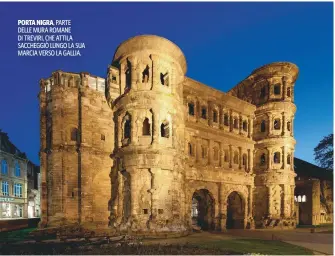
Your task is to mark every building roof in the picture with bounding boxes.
[294,157,333,181]
[0,129,27,159]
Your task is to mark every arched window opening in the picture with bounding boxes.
[274,119,281,130]
[224,114,229,126]
[287,154,291,164]
[242,154,247,167]
[124,117,131,139]
[260,86,266,99]
[201,107,207,119]
[302,195,306,202]
[233,152,239,164]
[188,103,195,116]
[298,195,302,202]
[142,65,150,83]
[15,161,20,177]
[160,72,169,86]
[71,128,78,142]
[242,121,248,132]
[125,60,131,90]
[101,134,105,141]
[261,120,266,132]
[260,153,266,165]
[160,121,170,138]
[201,146,206,159]
[294,196,297,202]
[1,160,8,175]
[142,118,151,136]
[233,118,238,129]
[213,110,218,123]
[213,147,219,161]
[287,121,291,132]
[224,150,229,162]
[287,87,291,97]
[274,84,281,95]
[188,143,193,156]
[274,152,281,164]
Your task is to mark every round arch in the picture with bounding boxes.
[226,190,247,229]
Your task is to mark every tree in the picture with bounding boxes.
[314,133,333,171]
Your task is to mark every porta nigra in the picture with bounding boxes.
[38,35,298,236]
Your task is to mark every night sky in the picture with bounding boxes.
[0,2,333,165]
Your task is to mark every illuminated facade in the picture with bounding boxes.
[39,35,299,235]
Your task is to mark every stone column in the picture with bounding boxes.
[151,54,159,90]
[291,151,294,171]
[229,110,233,132]
[239,114,243,135]
[208,140,213,165]
[219,107,223,129]
[248,118,253,138]
[267,148,272,170]
[220,183,227,230]
[282,146,286,169]
[238,147,242,169]
[128,168,138,220]
[247,149,251,172]
[196,138,201,162]
[150,168,161,221]
[131,110,138,145]
[282,112,286,136]
[229,145,232,168]
[291,118,294,137]
[120,63,125,95]
[152,109,160,146]
[290,185,295,217]
[220,142,224,167]
[267,185,273,217]
[282,76,287,101]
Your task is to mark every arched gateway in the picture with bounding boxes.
[191,189,215,230]
[226,191,245,229]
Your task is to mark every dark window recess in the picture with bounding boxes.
[160,122,170,138]
[287,87,291,97]
[188,103,195,116]
[287,155,291,164]
[233,118,238,129]
[260,86,266,98]
[224,114,229,126]
[243,121,248,132]
[188,143,193,156]
[242,154,247,166]
[142,65,150,83]
[260,154,266,165]
[142,118,151,136]
[287,121,291,131]
[71,192,75,198]
[213,111,218,123]
[261,120,266,132]
[160,72,169,86]
[101,134,105,141]
[143,209,148,214]
[71,128,78,141]
[274,84,281,95]
[158,209,164,214]
[124,119,131,139]
[201,107,207,119]
[274,152,281,163]
[213,147,219,161]
[274,119,281,130]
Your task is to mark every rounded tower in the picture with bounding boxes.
[251,62,298,228]
[107,35,188,234]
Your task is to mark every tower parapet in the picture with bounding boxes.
[229,62,298,228]
[108,35,188,234]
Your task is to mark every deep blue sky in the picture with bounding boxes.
[0,2,333,165]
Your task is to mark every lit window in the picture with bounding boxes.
[15,161,21,177]
[14,183,22,197]
[2,181,9,196]
[302,195,306,202]
[1,160,8,175]
[298,195,302,202]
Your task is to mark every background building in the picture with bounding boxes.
[0,130,40,220]
[294,157,333,226]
